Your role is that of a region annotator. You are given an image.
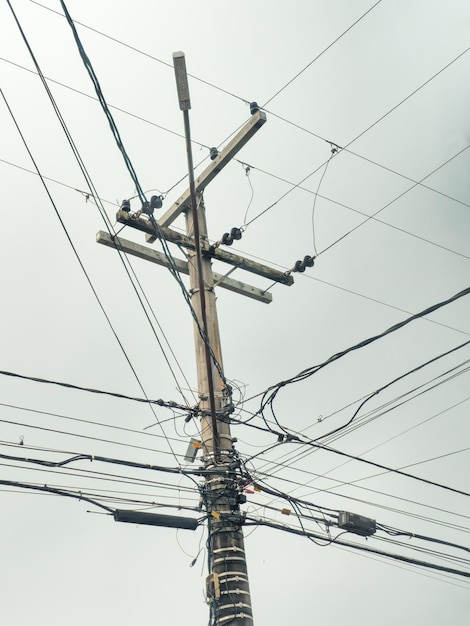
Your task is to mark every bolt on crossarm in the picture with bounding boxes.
[173,51,254,625]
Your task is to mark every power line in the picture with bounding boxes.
[0,401,188,444]
[4,52,468,263]
[319,143,470,257]
[246,46,470,240]
[260,108,470,211]
[0,155,116,205]
[0,369,196,412]
[0,478,114,513]
[59,0,228,389]
[3,3,184,463]
[4,51,467,220]
[244,516,470,579]
[262,0,383,106]
[0,416,185,461]
[17,2,469,220]
[313,339,470,442]
[250,361,470,490]
[251,460,470,534]
[3,126,468,339]
[258,286,470,421]
[29,0,247,105]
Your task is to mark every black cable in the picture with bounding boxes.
[259,286,470,420]
[376,523,470,554]
[244,516,470,578]
[59,0,227,389]
[0,368,196,412]
[258,378,470,501]
[231,411,470,498]
[3,52,469,266]
[0,448,229,479]
[3,5,184,463]
[0,459,200,501]
[282,437,470,498]
[314,339,470,441]
[0,479,113,513]
[0,400,193,447]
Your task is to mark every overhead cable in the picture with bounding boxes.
[259,286,470,417]
[0,368,196,412]
[245,516,470,579]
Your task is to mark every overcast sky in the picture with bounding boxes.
[1,1,469,624]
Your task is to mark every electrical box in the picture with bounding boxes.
[184,438,202,463]
[338,511,376,537]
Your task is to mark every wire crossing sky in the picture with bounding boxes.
[0,1,469,625]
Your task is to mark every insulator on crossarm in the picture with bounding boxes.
[293,254,315,273]
[150,195,163,210]
[231,227,242,240]
[220,227,243,247]
[120,199,131,212]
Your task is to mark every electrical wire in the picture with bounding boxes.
[258,374,470,499]
[262,1,384,107]
[250,465,470,534]
[241,478,470,557]
[313,339,470,442]
[0,478,114,513]
[243,515,470,578]
[260,106,470,211]
[0,368,196,412]
[4,50,468,225]
[19,1,470,223]
[319,143,470,258]
[246,46,470,246]
[3,50,469,265]
[258,286,470,424]
[3,4,185,463]
[59,0,228,391]
[311,147,336,256]
[231,411,470,498]
[245,145,470,263]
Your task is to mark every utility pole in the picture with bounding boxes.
[97,52,293,626]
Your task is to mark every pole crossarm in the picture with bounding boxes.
[157,110,267,229]
[96,230,273,304]
[114,210,294,286]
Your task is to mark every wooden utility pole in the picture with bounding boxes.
[97,52,293,625]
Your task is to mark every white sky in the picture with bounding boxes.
[1,1,469,624]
